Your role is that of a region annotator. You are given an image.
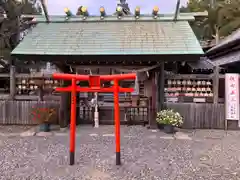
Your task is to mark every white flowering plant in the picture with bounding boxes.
[156,109,183,127]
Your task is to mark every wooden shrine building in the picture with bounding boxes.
[205,28,240,70]
[9,7,204,128]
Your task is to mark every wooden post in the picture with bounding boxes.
[76,91,80,125]
[38,86,44,101]
[10,59,16,100]
[59,66,71,129]
[69,78,77,165]
[59,90,65,128]
[213,66,219,104]
[113,79,121,165]
[148,63,165,129]
[155,72,159,110]
[149,72,157,129]
[158,62,165,111]
[60,80,70,128]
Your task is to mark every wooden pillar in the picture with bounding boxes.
[213,66,219,104]
[76,91,80,125]
[158,62,165,111]
[149,71,158,129]
[59,65,71,129]
[148,62,165,129]
[38,86,44,101]
[10,58,16,100]
[60,80,71,128]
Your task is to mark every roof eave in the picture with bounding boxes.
[210,50,240,67]
[206,38,240,57]
[206,28,240,55]
[26,13,196,23]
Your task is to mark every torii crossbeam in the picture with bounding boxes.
[53,73,136,166]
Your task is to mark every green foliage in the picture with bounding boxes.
[180,0,240,41]
[20,0,42,15]
[0,0,42,61]
[31,107,57,124]
[156,109,183,127]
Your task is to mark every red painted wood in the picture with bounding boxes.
[52,73,136,166]
[55,87,134,93]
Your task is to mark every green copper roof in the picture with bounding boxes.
[21,13,197,22]
[12,18,203,56]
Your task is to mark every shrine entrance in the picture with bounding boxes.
[53,72,136,165]
[77,93,94,125]
[74,67,151,126]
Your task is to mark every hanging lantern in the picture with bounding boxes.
[135,6,140,18]
[64,8,73,17]
[100,6,106,18]
[152,6,159,18]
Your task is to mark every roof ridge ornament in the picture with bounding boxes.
[135,6,140,19]
[100,6,106,19]
[116,5,123,18]
[152,6,159,19]
[64,7,73,20]
[115,0,131,16]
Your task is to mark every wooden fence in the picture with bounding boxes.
[166,103,225,129]
[0,100,60,125]
[0,100,148,125]
[0,100,227,129]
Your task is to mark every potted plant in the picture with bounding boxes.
[156,109,183,134]
[31,107,57,132]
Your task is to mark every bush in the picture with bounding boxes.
[156,109,183,127]
[31,107,57,124]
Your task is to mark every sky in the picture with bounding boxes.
[46,0,188,15]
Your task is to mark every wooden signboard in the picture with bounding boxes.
[225,74,240,123]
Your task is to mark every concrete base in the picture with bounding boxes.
[146,124,158,129]
[174,132,192,140]
[20,126,39,137]
[60,127,68,132]
[94,111,99,128]
[36,131,53,137]
[20,130,36,137]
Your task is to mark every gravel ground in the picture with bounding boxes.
[0,126,240,180]
[0,125,33,134]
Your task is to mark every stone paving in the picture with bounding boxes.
[0,125,33,136]
[0,126,240,179]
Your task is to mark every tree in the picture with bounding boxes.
[0,0,42,49]
[21,0,42,15]
[180,0,240,43]
[0,0,42,69]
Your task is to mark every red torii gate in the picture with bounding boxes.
[53,73,136,166]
